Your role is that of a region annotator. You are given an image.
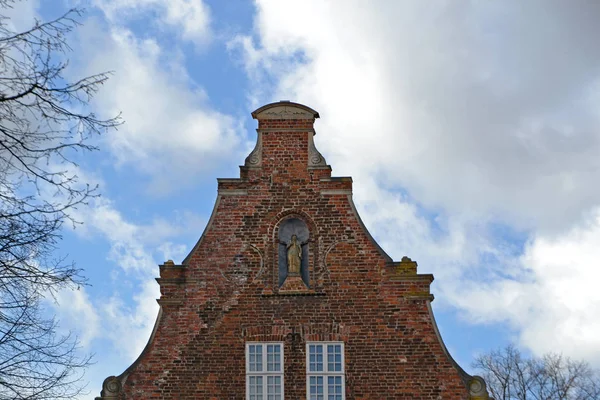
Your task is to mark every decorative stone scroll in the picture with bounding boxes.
[469,376,491,400]
[308,133,327,167]
[95,376,122,399]
[244,131,262,167]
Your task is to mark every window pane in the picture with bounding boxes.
[256,345,263,371]
[309,344,343,400]
[256,376,263,400]
[249,376,264,399]
[327,344,342,372]
[267,376,281,400]
[249,345,264,372]
[248,344,283,400]
[309,375,324,400]
[309,345,324,372]
[317,346,323,371]
[275,351,281,371]
[328,376,343,400]
[267,344,281,372]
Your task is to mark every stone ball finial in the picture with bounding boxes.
[164,259,175,265]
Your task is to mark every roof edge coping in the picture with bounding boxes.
[252,101,320,120]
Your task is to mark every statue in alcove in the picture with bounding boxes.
[283,234,308,276]
[278,218,310,287]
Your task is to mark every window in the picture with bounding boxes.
[306,342,345,400]
[246,343,284,400]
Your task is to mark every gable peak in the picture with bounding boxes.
[251,101,320,120]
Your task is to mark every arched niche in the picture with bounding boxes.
[278,218,310,287]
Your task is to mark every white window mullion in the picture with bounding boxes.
[247,343,284,400]
[306,342,345,400]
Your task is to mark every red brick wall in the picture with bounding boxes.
[104,104,472,399]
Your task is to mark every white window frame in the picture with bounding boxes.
[306,342,345,400]
[245,342,285,400]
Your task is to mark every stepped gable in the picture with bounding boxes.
[97,101,491,399]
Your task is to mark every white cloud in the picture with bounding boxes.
[64,192,200,363]
[233,0,600,364]
[450,209,600,363]
[94,0,212,45]
[74,196,202,272]
[70,20,244,191]
[1,0,38,31]
[102,277,160,360]
[52,288,101,348]
[236,0,600,232]
[3,1,230,394]
[52,2,231,387]
[50,194,196,399]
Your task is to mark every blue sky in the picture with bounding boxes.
[11,0,600,396]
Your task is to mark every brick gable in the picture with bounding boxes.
[97,101,491,399]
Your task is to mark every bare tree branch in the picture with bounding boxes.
[0,1,120,398]
[473,345,600,400]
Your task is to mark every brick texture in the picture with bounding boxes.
[97,102,487,399]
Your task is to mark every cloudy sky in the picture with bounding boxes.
[12,0,600,396]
